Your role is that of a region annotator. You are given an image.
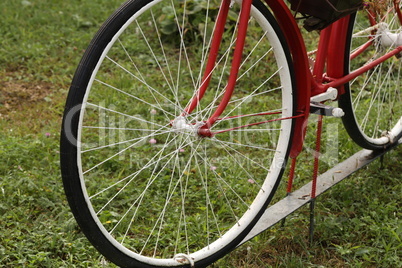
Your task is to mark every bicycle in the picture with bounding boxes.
[60,0,402,267]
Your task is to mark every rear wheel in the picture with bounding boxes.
[60,0,296,266]
[340,2,402,150]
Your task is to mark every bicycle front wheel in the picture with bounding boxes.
[340,2,402,150]
[60,0,295,267]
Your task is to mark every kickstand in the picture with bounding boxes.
[380,154,385,169]
[309,198,315,245]
[309,115,323,244]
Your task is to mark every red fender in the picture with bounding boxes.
[264,0,312,158]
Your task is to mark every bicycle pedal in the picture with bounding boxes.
[309,102,344,117]
[310,87,338,102]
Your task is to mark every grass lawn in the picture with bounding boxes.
[0,0,401,267]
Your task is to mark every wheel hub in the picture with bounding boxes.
[171,116,204,137]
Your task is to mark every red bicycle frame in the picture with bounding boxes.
[186,0,402,158]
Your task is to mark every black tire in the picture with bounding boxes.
[60,0,296,266]
[339,5,402,150]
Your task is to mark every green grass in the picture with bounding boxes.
[0,0,401,267]
[214,145,402,267]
